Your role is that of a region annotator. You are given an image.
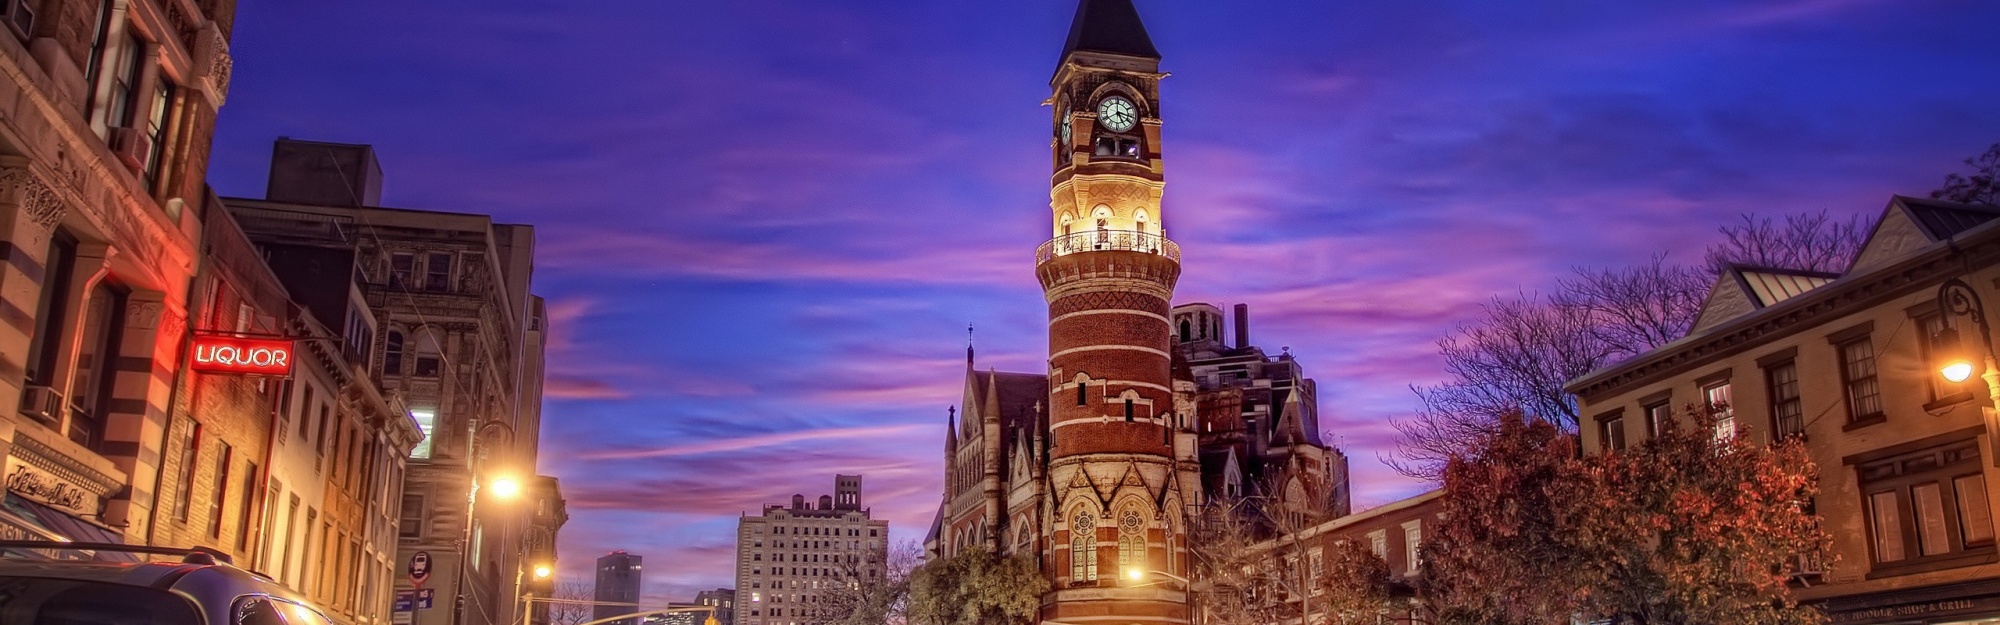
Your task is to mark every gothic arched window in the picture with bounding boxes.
[1071,511,1097,582]
[1179,319,1192,342]
[1117,510,1144,574]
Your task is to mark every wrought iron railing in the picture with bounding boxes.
[1036,230,1180,264]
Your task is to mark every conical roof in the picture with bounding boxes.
[1061,0,1159,60]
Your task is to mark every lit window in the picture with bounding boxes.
[409,408,436,459]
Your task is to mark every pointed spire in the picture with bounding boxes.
[946,406,959,453]
[966,323,976,370]
[984,368,1002,423]
[1274,389,1307,446]
[1060,0,1159,61]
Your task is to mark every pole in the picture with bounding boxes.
[1937,278,2000,467]
[453,420,515,625]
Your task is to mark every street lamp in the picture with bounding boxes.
[456,419,519,625]
[1934,277,2000,467]
[533,563,552,579]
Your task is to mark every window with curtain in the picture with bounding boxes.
[1859,436,1995,572]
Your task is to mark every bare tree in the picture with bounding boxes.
[1394,211,1873,479]
[1933,142,2000,206]
[1703,211,1870,276]
[1188,487,1335,625]
[543,578,597,625]
[1555,254,1710,358]
[812,540,922,625]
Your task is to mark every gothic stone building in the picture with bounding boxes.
[927,3,1348,625]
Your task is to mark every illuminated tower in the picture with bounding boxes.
[1038,1,1194,623]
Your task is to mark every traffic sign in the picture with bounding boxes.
[416,588,436,609]
[394,591,415,612]
[409,551,432,587]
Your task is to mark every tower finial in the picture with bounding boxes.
[967,323,976,368]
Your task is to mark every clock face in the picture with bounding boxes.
[1097,96,1137,133]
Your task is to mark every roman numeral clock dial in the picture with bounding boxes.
[1097,96,1137,133]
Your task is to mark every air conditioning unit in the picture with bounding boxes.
[109,126,151,172]
[18,385,63,424]
[2,0,33,41]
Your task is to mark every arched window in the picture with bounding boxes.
[1135,210,1150,233]
[383,330,405,375]
[413,331,442,377]
[1117,510,1144,575]
[1179,319,1191,343]
[1061,214,1075,237]
[1071,511,1097,582]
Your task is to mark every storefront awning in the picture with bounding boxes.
[0,493,139,562]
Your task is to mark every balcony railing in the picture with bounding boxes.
[1036,230,1180,264]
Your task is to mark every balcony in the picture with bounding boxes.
[1037,230,1180,265]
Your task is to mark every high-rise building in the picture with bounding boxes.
[595,551,644,625]
[927,4,1347,625]
[735,476,889,625]
[0,0,238,548]
[224,138,550,625]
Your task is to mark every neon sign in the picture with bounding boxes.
[190,335,295,376]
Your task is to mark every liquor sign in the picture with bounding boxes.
[190,334,294,376]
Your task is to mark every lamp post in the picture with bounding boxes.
[454,419,519,625]
[1933,277,2000,467]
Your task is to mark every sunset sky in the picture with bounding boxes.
[205,0,2000,603]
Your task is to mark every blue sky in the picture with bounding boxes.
[208,0,2000,603]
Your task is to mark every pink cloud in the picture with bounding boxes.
[580,424,929,460]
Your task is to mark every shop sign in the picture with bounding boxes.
[4,459,99,517]
[1826,595,2000,623]
[190,335,294,376]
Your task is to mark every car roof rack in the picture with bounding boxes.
[0,540,233,565]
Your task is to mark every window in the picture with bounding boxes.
[1840,337,1883,422]
[68,283,125,449]
[1077,382,1087,406]
[1368,530,1387,559]
[383,330,404,375]
[1765,360,1804,439]
[1124,399,1134,422]
[413,332,441,377]
[299,386,315,440]
[174,422,201,522]
[1117,510,1143,574]
[409,408,436,459]
[315,405,331,472]
[209,443,232,538]
[82,0,114,114]
[105,32,143,131]
[142,78,174,188]
[1596,411,1626,452]
[1070,511,1097,582]
[1643,401,1671,438]
[389,254,414,287]
[424,253,452,291]
[282,495,299,585]
[237,462,258,551]
[1704,381,1734,443]
[1858,437,1993,572]
[1404,521,1423,572]
[25,230,76,388]
[273,380,293,442]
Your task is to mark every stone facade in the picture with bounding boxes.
[0,0,233,551]
[1569,196,2000,624]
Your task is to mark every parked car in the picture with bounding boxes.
[0,540,334,624]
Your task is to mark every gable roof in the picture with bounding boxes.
[1061,0,1159,61]
[1690,265,1841,333]
[968,370,1047,433]
[1851,195,2000,272]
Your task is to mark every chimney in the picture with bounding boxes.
[1234,303,1250,349]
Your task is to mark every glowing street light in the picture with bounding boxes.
[1934,277,2000,467]
[490,476,522,499]
[534,563,553,579]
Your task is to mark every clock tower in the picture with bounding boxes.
[1038,1,1197,625]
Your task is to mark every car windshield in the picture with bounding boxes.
[0,575,203,624]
